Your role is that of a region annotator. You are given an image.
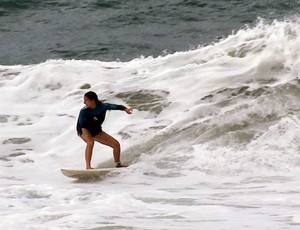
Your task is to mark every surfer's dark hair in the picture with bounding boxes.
[84,91,100,103]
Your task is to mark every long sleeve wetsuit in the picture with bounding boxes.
[76,102,126,136]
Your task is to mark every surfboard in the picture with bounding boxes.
[61,168,120,179]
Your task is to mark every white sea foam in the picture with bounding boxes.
[1,19,300,229]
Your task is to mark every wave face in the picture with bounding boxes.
[1,19,300,229]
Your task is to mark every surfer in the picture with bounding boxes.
[76,91,133,169]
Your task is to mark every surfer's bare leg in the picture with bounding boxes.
[94,131,123,166]
[80,131,95,169]
[85,139,94,169]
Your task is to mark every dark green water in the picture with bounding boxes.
[1,0,299,65]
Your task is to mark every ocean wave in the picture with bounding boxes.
[1,17,300,230]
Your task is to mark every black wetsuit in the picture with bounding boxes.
[76,102,126,137]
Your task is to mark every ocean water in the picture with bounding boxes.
[1,1,300,230]
[1,0,300,65]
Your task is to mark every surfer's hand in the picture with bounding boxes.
[125,107,133,114]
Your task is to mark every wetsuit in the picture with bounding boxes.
[76,102,126,137]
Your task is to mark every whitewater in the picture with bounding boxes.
[1,20,300,229]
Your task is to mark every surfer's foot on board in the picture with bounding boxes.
[116,162,128,168]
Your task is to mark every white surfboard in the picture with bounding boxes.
[61,168,120,179]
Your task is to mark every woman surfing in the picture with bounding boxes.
[76,91,133,169]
